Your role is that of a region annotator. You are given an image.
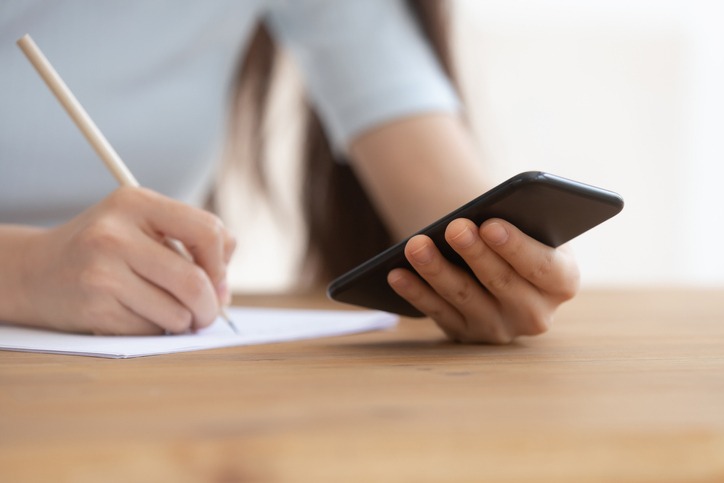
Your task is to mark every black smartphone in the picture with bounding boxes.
[327,171,624,317]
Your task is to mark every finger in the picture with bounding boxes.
[403,235,514,343]
[119,187,231,292]
[446,218,538,305]
[405,233,493,312]
[126,235,219,330]
[115,265,194,334]
[447,219,557,336]
[90,300,166,336]
[223,231,236,265]
[479,219,580,300]
[387,268,469,341]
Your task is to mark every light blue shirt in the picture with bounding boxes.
[0,0,459,226]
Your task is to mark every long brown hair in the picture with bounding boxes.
[224,1,456,287]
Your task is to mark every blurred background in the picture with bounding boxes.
[226,0,724,293]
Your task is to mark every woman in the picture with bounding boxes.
[0,0,579,342]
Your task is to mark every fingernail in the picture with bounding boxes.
[217,280,230,305]
[450,224,476,248]
[410,244,434,264]
[482,222,508,245]
[388,270,409,289]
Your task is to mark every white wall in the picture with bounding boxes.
[227,0,724,292]
[454,0,724,287]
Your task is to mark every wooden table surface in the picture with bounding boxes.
[1,289,723,483]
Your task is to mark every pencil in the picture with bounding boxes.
[16,33,239,334]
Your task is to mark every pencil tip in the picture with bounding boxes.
[221,309,239,334]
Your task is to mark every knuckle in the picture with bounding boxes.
[199,211,225,241]
[76,221,124,255]
[107,186,142,210]
[419,263,443,278]
[168,306,193,333]
[180,266,212,302]
[442,279,476,306]
[485,268,516,292]
[527,251,555,282]
[494,229,521,256]
[78,266,116,297]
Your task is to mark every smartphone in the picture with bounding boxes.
[327,171,624,317]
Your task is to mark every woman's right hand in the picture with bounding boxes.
[9,186,235,335]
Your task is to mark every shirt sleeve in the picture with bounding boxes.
[265,0,460,152]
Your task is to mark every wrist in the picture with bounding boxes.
[0,225,47,325]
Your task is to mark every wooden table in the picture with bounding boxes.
[1,289,723,483]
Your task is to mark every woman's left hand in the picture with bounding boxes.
[387,218,580,344]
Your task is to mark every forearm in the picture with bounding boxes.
[0,225,45,325]
[349,113,579,344]
[348,113,490,240]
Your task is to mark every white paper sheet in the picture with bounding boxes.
[0,307,397,359]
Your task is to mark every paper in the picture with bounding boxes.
[0,307,397,359]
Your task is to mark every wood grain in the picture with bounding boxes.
[1,289,723,482]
